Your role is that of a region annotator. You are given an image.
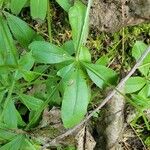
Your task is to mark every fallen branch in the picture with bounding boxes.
[42,46,150,149]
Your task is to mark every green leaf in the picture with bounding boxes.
[25,63,74,129]
[131,94,150,109]
[20,139,36,150]
[19,94,43,111]
[10,0,28,14]
[132,41,149,76]
[46,77,61,105]
[145,137,150,147]
[19,52,34,70]
[6,13,36,47]
[0,129,16,141]
[69,1,87,51]
[96,55,110,66]
[125,77,146,93]
[20,70,36,82]
[0,135,24,150]
[84,63,118,88]
[56,0,73,12]
[30,0,47,20]
[3,100,18,129]
[15,110,26,127]
[0,123,11,129]
[0,0,4,8]
[61,69,89,128]
[57,63,75,90]
[29,41,73,64]
[0,90,6,104]
[79,46,91,62]
[0,16,17,65]
[138,84,150,98]
[62,40,75,55]
[17,52,34,80]
[57,63,75,78]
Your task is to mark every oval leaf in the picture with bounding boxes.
[84,63,118,88]
[6,13,36,47]
[61,40,75,55]
[132,41,149,76]
[0,16,17,65]
[125,77,146,93]
[138,84,150,98]
[56,0,73,12]
[61,69,89,128]
[3,100,18,129]
[0,129,17,141]
[11,0,28,14]
[30,0,47,20]
[0,135,24,150]
[132,94,150,109]
[19,94,43,111]
[69,1,87,51]
[29,41,73,64]
[79,46,91,62]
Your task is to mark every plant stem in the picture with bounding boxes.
[0,71,18,119]
[47,0,52,43]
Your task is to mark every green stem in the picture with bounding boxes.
[0,71,18,119]
[47,0,52,43]
[142,114,150,130]
[122,27,125,63]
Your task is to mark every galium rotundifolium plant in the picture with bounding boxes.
[0,0,118,149]
[28,0,118,128]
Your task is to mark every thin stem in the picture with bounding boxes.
[121,0,125,63]
[142,114,150,131]
[47,0,52,43]
[122,27,125,63]
[17,78,48,88]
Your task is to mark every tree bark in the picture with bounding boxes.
[89,0,150,32]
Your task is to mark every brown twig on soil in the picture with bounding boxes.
[41,46,150,149]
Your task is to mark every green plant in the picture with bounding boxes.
[1,0,53,42]
[0,0,118,149]
[125,41,150,129]
[1,0,47,20]
[27,0,118,129]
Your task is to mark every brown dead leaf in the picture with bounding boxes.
[75,126,96,150]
